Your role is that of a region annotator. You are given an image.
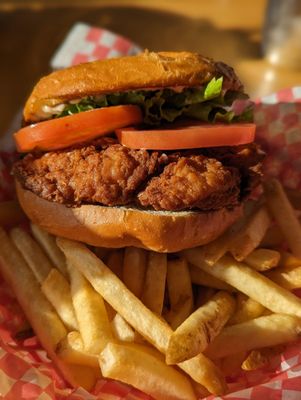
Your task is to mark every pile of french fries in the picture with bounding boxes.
[0,178,301,400]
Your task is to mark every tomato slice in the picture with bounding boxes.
[116,122,256,150]
[14,105,143,152]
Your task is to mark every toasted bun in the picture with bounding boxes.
[16,181,242,253]
[24,51,218,123]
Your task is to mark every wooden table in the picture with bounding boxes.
[1,0,301,136]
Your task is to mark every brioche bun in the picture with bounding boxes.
[24,51,217,123]
[16,181,242,253]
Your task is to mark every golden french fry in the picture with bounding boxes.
[100,342,196,400]
[228,293,266,325]
[10,227,53,283]
[196,200,258,266]
[56,331,99,368]
[106,249,124,279]
[265,265,301,290]
[58,238,171,353]
[30,223,68,278]
[179,353,227,396]
[230,206,271,261]
[244,248,280,271]
[0,228,91,388]
[264,179,301,258]
[184,251,301,318]
[205,314,301,359]
[68,262,114,354]
[0,200,26,226]
[142,252,167,315]
[241,345,285,371]
[42,269,78,331]
[189,264,233,291]
[112,313,137,343]
[0,228,67,349]
[166,258,191,304]
[166,291,235,364]
[58,238,226,394]
[123,247,147,298]
[166,258,193,322]
[280,251,301,269]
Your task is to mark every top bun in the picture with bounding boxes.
[23,51,240,123]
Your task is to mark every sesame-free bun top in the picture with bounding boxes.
[23,51,242,123]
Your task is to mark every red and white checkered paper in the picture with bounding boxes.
[1,23,301,400]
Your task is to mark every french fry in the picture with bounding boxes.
[58,238,226,394]
[10,227,52,283]
[264,179,301,257]
[228,293,266,325]
[166,258,193,309]
[166,291,235,364]
[166,258,193,322]
[280,251,301,268]
[229,206,271,261]
[184,251,301,318]
[41,269,78,331]
[241,345,285,371]
[205,314,301,359]
[56,331,99,368]
[123,247,147,298]
[179,353,227,396]
[100,342,196,400]
[30,223,68,278]
[68,262,114,354]
[265,266,301,290]
[58,238,171,353]
[106,249,123,279]
[0,200,26,226]
[0,228,67,349]
[142,252,167,315]
[244,248,280,271]
[0,228,93,389]
[196,200,258,266]
[189,264,233,291]
[112,313,137,343]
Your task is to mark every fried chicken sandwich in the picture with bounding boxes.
[13,51,263,252]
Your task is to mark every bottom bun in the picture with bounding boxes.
[16,182,242,253]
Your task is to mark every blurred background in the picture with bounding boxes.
[1,0,301,135]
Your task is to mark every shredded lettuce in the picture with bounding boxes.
[56,77,253,125]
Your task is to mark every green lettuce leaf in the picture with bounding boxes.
[204,77,223,100]
[56,77,253,125]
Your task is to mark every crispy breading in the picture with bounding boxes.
[138,156,240,211]
[13,143,261,212]
[14,144,159,206]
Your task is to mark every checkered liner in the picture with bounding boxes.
[1,23,301,400]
